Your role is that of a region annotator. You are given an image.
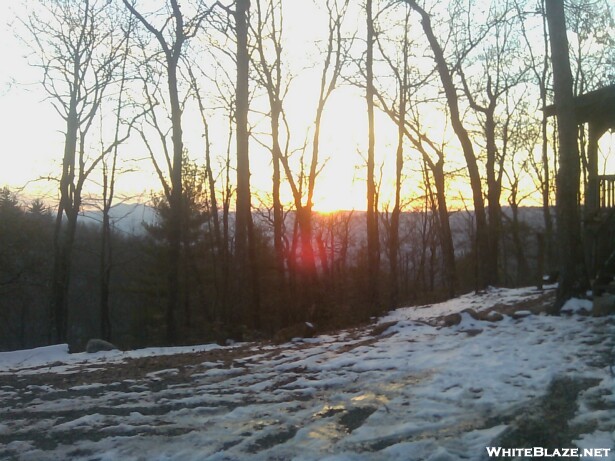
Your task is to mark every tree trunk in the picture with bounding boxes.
[253,0,286,283]
[432,162,456,298]
[234,0,260,329]
[271,114,285,281]
[545,0,587,311]
[388,9,411,310]
[122,0,198,343]
[485,108,502,286]
[389,178,401,309]
[100,169,112,342]
[541,93,555,272]
[204,120,224,316]
[234,0,250,270]
[366,0,380,312]
[50,94,79,344]
[165,54,184,344]
[518,0,554,273]
[222,124,233,322]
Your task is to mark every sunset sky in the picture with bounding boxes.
[0,1,464,214]
[0,1,613,213]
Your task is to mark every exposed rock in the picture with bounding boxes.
[439,308,500,328]
[272,322,317,345]
[432,292,555,329]
[511,310,532,319]
[484,310,504,321]
[85,339,119,354]
[370,321,398,337]
[439,313,462,327]
[593,293,615,316]
[466,308,504,322]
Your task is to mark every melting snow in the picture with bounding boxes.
[0,286,614,460]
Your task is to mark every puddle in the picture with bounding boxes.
[340,406,377,433]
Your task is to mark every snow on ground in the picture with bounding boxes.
[0,343,223,376]
[1,286,614,460]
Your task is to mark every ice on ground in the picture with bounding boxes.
[1,286,614,461]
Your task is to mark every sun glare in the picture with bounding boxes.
[311,178,365,213]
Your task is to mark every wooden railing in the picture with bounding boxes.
[599,174,615,209]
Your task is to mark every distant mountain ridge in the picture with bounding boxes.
[80,203,550,243]
[79,203,157,235]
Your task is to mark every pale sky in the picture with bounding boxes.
[0,0,418,213]
[1,1,613,213]
[0,1,378,211]
[1,3,62,200]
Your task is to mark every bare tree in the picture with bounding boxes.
[123,0,212,343]
[373,3,411,307]
[99,15,136,342]
[408,116,457,298]
[186,65,227,321]
[515,0,555,272]
[404,0,490,290]
[25,0,127,343]
[372,77,457,299]
[220,0,263,330]
[362,1,457,300]
[251,0,289,283]
[365,0,381,310]
[455,1,527,285]
[567,0,615,96]
[500,96,538,286]
[252,0,350,314]
[190,14,243,325]
[302,0,351,280]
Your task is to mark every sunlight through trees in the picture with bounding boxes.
[1,0,614,349]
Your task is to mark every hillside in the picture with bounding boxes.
[1,286,614,460]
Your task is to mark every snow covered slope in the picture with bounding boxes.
[1,287,613,460]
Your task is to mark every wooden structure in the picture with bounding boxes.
[599,174,615,209]
[545,84,615,278]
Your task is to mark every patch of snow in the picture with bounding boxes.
[560,297,593,314]
[70,383,106,391]
[574,431,614,460]
[0,343,225,375]
[0,344,69,370]
[146,368,180,379]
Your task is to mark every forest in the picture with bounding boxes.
[0,0,614,352]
